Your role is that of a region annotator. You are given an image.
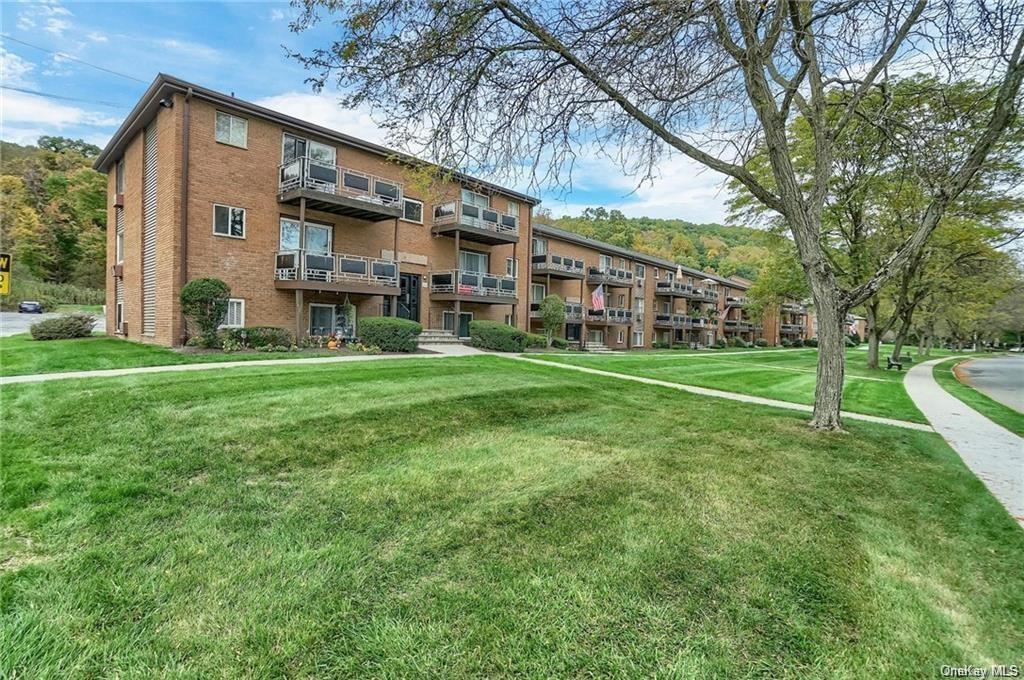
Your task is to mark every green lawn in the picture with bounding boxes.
[529,348,927,423]
[933,358,1024,437]
[3,357,1022,676]
[0,334,336,377]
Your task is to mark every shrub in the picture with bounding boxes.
[360,317,422,352]
[180,278,231,344]
[550,337,569,349]
[714,338,727,349]
[793,338,805,348]
[806,337,819,347]
[780,338,792,347]
[469,320,528,352]
[526,332,548,349]
[728,337,745,347]
[844,335,857,347]
[348,342,381,354]
[754,338,768,347]
[30,313,95,340]
[222,326,293,349]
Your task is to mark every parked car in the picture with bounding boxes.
[18,300,44,314]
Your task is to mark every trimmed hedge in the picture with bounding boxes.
[469,320,528,352]
[806,337,819,347]
[222,326,293,349]
[526,333,548,349]
[550,337,569,349]
[754,338,768,347]
[360,317,422,352]
[30,313,95,340]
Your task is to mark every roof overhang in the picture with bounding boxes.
[93,74,541,205]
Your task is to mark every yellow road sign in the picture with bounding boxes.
[0,253,9,296]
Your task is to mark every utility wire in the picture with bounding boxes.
[0,34,149,84]
[0,84,127,108]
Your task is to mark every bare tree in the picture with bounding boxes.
[290,0,1024,429]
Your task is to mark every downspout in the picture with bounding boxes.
[179,87,193,345]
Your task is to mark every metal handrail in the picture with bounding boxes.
[529,302,583,320]
[278,156,404,206]
[586,307,634,325]
[274,249,399,287]
[429,269,518,298]
[588,266,633,285]
[433,200,519,235]
[532,252,585,275]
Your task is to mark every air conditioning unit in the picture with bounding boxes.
[114,193,124,207]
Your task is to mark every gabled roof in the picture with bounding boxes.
[93,73,541,205]
[531,222,743,288]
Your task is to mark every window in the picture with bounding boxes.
[115,302,124,332]
[309,303,356,339]
[402,198,423,223]
[599,254,613,270]
[507,199,520,216]
[459,250,488,273]
[214,204,245,238]
[504,314,514,326]
[461,189,489,207]
[280,218,331,253]
[633,330,644,347]
[531,283,546,302]
[634,263,646,279]
[506,257,518,278]
[617,330,625,344]
[654,268,660,279]
[222,298,245,328]
[532,237,547,255]
[115,158,125,194]
[215,111,248,148]
[635,299,644,313]
[617,293,625,307]
[282,133,307,163]
[619,258,626,268]
[115,231,124,262]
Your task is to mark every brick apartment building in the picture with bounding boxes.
[95,74,808,349]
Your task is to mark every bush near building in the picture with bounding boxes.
[526,333,548,349]
[29,314,95,340]
[755,338,769,347]
[469,320,529,352]
[359,317,422,352]
[179,278,231,347]
[221,327,293,350]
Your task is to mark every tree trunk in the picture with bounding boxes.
[808,284,847,431]
[864,299,880,370]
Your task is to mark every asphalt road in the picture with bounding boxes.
[0,311,106,337]
[959,356,1024,413]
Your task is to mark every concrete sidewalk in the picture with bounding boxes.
[513,356,934,432]
[905,358,1024,527]
[0,343,486,385]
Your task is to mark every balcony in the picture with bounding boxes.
[653,313,685,328]
[781,323,806,334]
[586,307,634,326]
[274,249,399,295]
[529,302,583,321]
[278,157,404,222]
[723,319,754,332]
[587,266,633,287]
[726,296,747,307]
[782,302,807,314]
[433,200,519,245]
[532,253,585,279]
[655,281,693,297]
[429,270,518,303]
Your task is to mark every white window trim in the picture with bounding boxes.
[213,203,246,239]
[401,197,424,224]
[617,330,625,344]
[221,298,245,329]
[309,303,336,335]
[531,283,546,302]
[115,231,124,263]
[532,237,547,255]
[506,257,518,278]
[633,330,644,346]
[115,301,124,333]
[215,111,248,149]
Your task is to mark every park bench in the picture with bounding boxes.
[886,355,914,371]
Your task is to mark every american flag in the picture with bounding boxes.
[591,284,605,311]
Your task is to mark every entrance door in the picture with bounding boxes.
[398,273,420,322]
[566,323,581,342]
[588,329,604,344]
[443,311,473,337]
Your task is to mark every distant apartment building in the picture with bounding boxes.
[96,74,810,349]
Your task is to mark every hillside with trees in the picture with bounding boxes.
[537,206,770,280]
[0,137,107,308]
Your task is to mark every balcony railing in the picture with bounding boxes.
[279,156,403,206]
[275,249,399,287]
[434,200,519,236]
[727,296,747,306]
[655,281,693,296]
[781,323,806,333]
[723,319,754,331]
[782,302,807,314]
[587,266,633,286]
[532,253,585,277]
[529,302,583,321]
[429,269,517,299]
[586,307,633,325]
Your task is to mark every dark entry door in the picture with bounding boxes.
[398,273,420,322]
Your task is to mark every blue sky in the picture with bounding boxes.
[1,1,731,223]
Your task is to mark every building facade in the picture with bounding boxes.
[97,75,810,349]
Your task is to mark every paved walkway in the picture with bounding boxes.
[905,358,1024,527]
[512,356,934,432]
[0,343,486,385]
[956,356,1024,412]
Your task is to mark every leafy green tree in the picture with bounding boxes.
[37,136,101,157]
[538,294,566,347]
[180,278,232,346]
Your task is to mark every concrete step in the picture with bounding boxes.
[420,330,464,344]
[583,343,614,353]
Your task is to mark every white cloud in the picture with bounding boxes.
[18,1,73,36]
[269,8,286,22]
[0,48,36,88]
[87,31,109,43]
[254,91,390,145]
[156,38,223,63]
[44,17,72,37]
[1,90,120,129]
